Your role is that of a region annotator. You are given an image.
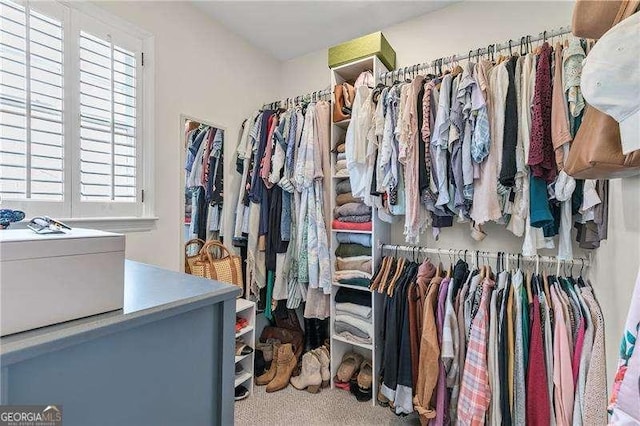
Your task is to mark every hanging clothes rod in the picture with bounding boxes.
[263,88,332,110]
[379,244,591,268]
[379,25,573,80]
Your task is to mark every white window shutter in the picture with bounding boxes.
[0,0,64,202]
[79,30,137,203]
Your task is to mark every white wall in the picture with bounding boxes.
[280,1,575,95]
[279,0,640,385]
[94,1,280,271]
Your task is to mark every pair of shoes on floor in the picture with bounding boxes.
[290,346,330,393]
[254,343,298,393]
[235,385,249,401]
[335,352,372,401]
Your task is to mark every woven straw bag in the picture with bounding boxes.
[191,240,243,297]
[185,238,205,274]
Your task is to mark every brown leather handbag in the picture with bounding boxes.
[565,107,640,178]
[572,0,640,39]
[332,83,355,122]
[565,0,640,179]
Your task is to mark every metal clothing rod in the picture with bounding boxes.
[379,25,573,80]
[263,88,332,110]
[379,244,591,268]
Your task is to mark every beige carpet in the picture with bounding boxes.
[235,384,420,426]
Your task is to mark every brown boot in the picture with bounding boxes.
[266,343,297,393]
[255,343,280,386]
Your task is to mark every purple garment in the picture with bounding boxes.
[431,277,451,426]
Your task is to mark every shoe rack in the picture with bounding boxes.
[235,298,256,398]
[328,55,390,406]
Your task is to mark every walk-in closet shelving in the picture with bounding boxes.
[235,298,256,397]
[329,55,389,406]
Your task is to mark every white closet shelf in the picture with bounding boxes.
[333,56,378,81]
[330,55,389,407]
[235,353,251,363]
[333,282,372,292]
[234,371,253,388]
[236,298,254,313]
[234,298,256,399]
[331,229,372,234]
[332,334,372,351]
[235,325,254,339]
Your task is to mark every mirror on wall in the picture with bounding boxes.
[183,117,224,258]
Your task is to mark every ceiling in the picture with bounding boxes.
[192,1,456,60]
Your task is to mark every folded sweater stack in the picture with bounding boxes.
[334,255,372,287]
[333,177,372,231]
[334,288,372,344]
[334,143,348,177]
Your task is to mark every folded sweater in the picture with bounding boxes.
[334,202,371,218]
[335,243,371,258]
[335,287,372,306]
[336,255,372,273]
[337,215,372,223]
[332,220,372,231]
[336,192,360,206]
[335,179,352,194]
[336,232,371,247]
[335,302,372,319]
[334,269,372,280]
[336,330,371,345]
[335,314,372,338]
[338,278,371,287]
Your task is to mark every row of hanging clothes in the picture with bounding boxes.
[231,91,334,320]
[184,122,224,241]
[344,30,608,260]
[372,245,606,426]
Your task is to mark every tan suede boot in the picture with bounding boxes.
[312,347,331,388]
[290,351,322,393]
[255,343,280,386]
[266,343,297,393]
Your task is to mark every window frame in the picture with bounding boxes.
[1,0,156,231]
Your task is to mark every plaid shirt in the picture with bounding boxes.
[458,277,495,425]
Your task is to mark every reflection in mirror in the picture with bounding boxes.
[183,118,224,247]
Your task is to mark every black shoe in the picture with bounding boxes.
[235,340,254,356]
[235,385,249,401]
[303,318,315,352]
[254,350,267,376]
[349,378,372,402]
[312,318,325,350]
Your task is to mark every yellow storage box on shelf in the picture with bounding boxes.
[328,31,396,71]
